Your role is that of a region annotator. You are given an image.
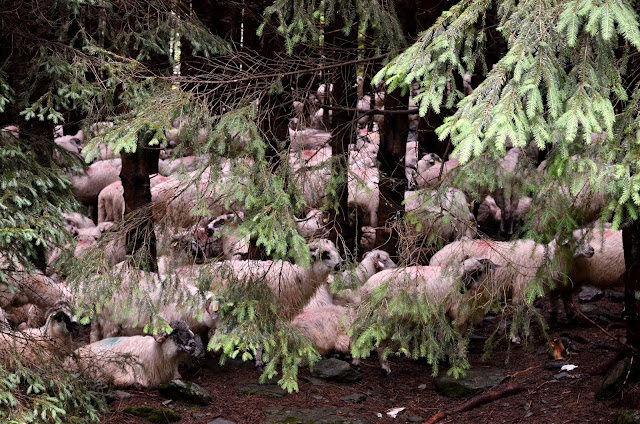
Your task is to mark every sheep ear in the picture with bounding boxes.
[310,247,319,261]
[154,332,167,344]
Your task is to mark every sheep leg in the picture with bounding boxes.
[89,320,103,344]
[548,290,562,324]
[369,210,378,229]
[350,357,361,371]
[377,346,391,376]
[254,345,264,371]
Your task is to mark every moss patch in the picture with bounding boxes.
[123,405,181,423]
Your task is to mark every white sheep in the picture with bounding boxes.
[569,227,623,289]
[372,88,385,130]
[359,226,377,251]
[66,320,197,388]
[54,132,84,155]
[549,227,624,319]
[353,130,380,160]
[347,154,379,228]
[200,239,342,320]
[356,95,372,129]
[304,249,397,310]
[0,271,72,312]
[355,257,498,374]
[87,269,218,343]
[0,305,75,366]
[151,165,232,228]
[97,174,170,223]
[414,157,459,189]
[206,212,249,260]
[0,307,8,327]
[405,141,420,189]
[476,195,532,226]
[1,125,19,139]
[289,146,333,210]
[429,237,595,319]
[86,121,114,137]
[62,212,95,231]
[4,303,45,330]
[291,304,354,356]
[70,158,122,208]
[158,155,209,177]
[404,188,477,247]
[295,209,328,240]
[288,125,332,151]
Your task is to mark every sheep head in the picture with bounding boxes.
[156,320,197,356]
[363,250,396,272]
[460,258,498,292]
[308,239,342,273]
[44,304,77,338]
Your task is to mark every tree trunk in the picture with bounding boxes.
[375,88,409,257]
[622,221,640,351]
[120,128,159,271]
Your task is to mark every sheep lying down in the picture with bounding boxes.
[65,320,197,388]
[0,304,76,367]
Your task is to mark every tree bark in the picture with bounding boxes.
[120,128,159,271]
[375,88,409,256]
[622,221,640,351]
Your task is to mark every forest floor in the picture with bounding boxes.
[98,291,638,424]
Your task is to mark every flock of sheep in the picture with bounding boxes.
[0,81,625,390]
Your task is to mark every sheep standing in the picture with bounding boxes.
[0,271,71,312]
[476,195,532,227]
[151,166,232,228]
[288,122,332,151]
[54,131,84,158]
[70,158,121,208]
[201,239,342,320]
[67,320,196,388]
[429,237,595,317]
[414,158,459,189]
[97,174,169,223]
[207,212,249,260]
[549,227,624,319]
[62,212,95,230]
[354,258,498,374]
[291,304,354,356]
[158,155,209,177]
[348,131,381,246]
[347,154,379,228]
[4,303,45,330]
[289,146,333,210]
[356,95,372,129]
[295,209,328,240]
[404,188,477,249]
[470,147,531,237]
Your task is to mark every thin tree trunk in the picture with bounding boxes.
[120,128,159,272]
[622,221,640,351]
[375,88,409,256]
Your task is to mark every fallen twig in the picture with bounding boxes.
[506,365,541,379]
[570,302,637,354]
[422,383,526,424]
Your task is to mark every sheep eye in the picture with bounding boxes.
[321,251,331,261]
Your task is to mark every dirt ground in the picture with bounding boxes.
[99,291,637,424]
